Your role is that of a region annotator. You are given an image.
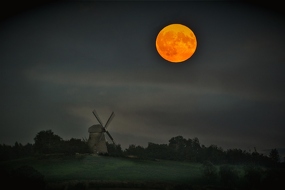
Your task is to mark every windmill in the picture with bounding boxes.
[87,109,115,155]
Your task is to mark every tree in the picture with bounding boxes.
[13,141,22,157]
[34,130,63,154]
[205,145,224,164]
[269,148,280,163]
[146,142,170,160]
[168,136,187,151]
[226,148,250,164]
[168,136,188,160]
[106,142,123,157]
[191,137,202,162]
[63,138,89,155]
[124,144,145,158]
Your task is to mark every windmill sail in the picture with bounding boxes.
[92,110,104,127]
[106,131,115,144]
[104,112,115,129]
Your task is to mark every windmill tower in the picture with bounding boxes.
[88,109,115,155]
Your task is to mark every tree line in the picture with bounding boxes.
[120,136,282,167]
[0,130,89,161]
[0,129,283,167]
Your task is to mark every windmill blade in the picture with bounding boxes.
[105,131,115,144]
[104,111,115,130]
[92,110,104,127]
[98,132,105,142]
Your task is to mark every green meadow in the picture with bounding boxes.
[2,154,283,190]
[1,155,208,189]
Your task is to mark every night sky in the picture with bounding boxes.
[1,0,285,156]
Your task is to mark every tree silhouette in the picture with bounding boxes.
[269,148,280,163]
[34,130,63,154]
[106,142,123,157]
[63,138,89,155]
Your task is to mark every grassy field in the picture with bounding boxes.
[3,154,282,190]
[1,154,208,189]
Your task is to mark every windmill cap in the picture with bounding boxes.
[88,124,104,133]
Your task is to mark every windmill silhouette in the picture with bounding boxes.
[87,109,115,154]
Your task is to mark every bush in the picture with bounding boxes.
[262,168,285,189]
[8,165,46,190]
[219,164,239,188]
[243,165,263,189]
[202,161,218,183]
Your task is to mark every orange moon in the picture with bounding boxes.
[156,24,197,63]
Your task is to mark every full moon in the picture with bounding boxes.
[156,24,197,63]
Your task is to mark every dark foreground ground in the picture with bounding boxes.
[1,154,284,190]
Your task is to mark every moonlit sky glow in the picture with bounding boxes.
[1,0,285,156]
